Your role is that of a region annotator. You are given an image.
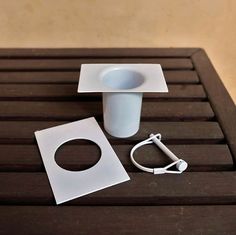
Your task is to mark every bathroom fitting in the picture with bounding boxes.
[78,64,168,138]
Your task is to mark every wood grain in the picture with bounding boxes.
[0,144,232,172]
[1,205,235,235]
[192,49,236,162]
[0,121,224,144]
[0,70,199,84]
[0,48,199,57]
[0,172,236,205]
[0,58,193,70]
[0,101,214,121]
[0,84,205,101]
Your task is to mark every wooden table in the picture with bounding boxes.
[0,48,236,235]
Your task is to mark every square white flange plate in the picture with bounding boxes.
[35,117,130,204]
[78,64,168,93]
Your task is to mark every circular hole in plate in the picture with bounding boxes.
[55,139,101,171]
[102,69,145,90]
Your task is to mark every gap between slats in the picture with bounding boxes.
[0,172,236,206]
[0,144,233,172]
[0,58,193,71]
[0,121,225,145]
[0,84,206,102]
[0,70,199,84]
[0,101,214,121]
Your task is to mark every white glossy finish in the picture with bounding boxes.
[78,64,168,138]
[149,134,188,172]
[35,117,130,204]
[103,92,143,138]
[78,64,168,93]
[130,133,188,174]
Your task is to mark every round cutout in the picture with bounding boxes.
[102,69,145,90]
[55,139,101,171]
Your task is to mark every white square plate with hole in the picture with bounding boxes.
[78,64,168,93]
[35,117,130,204]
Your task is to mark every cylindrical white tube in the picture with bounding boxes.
[103,92,143,138]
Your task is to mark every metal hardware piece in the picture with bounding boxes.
[130,133,188,174]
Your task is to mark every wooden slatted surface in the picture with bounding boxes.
[0,144,232,172]
[0,48,236,235]
[0,58,193,70]
[0,70,199,84]
[1,206,235,235]
[0,84,206,100]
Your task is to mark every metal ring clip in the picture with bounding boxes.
[130,133,188,174]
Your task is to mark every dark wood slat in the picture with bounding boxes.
[0,70,199,84]
[0,84,206,101]
[0,58,193,70]
[0,121,224,144]
[1,205,235,235]
[0,101,214,121]
[192,49,236,162]
[145,85,206,100]
[1,172,236,205]
[0,144,232,172]
[163,70,199,83]
[0,48,199,57]
[142,102,214,121]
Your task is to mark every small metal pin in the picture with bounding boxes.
[149,133,188,172]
